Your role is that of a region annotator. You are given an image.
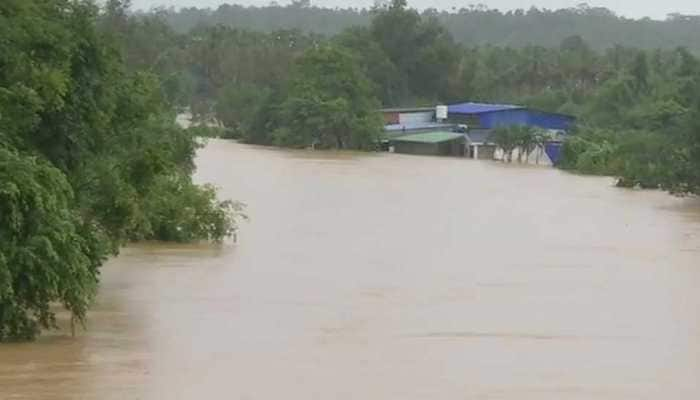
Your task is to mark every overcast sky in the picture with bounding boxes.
[129,0,700,20]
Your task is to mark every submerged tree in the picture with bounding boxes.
[0,149,105,340]
[0,0,242,341]
[515,126,539,163]
[491,126,525,162]
[215,81,272,137]
[272,45,384,149]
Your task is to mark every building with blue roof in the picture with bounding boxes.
[447,102,575,131]
[379,107,454,137]
[377,102,575,163]
[447,102,575,163]
[448,102,523,114]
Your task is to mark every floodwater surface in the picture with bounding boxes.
[2,140,700,399]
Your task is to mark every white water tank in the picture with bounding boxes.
[436,105,448,121]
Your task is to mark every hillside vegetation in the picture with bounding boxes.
[152,2,700,52]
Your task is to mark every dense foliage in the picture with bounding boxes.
[490,126,547,163]
[261,46,383,149]
[0,0,241,341]
[557,48,700,193]
[153,3,700,53]
[114,2,699,113]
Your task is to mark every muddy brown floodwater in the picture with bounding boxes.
[2,139,700,399]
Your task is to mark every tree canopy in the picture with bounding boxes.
[268,46,383,149]
[0,0,241,341]
[154,3,700,53]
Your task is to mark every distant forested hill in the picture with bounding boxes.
[152,3,700,51]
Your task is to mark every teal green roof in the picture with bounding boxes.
[391,131,465,144]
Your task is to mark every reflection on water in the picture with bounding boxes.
[1,139,699,399]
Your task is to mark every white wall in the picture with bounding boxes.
[398,111,433,125]
[494,147,553,165]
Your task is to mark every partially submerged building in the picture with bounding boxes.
[381,107,434,125]
[380,106,452,138]
[379,102,574,162]
[390,132,466,157]
[448,102,575,163]
[462,129,497,160]
[447,102,575,131]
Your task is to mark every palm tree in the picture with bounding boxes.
[490,126,518,162]
[515,125,537,163]
[533,129,549,165]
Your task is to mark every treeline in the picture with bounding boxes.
[117,3,697,115]
[151,2,700,52]
[559,52,700,194]
[123,0,699,190]
[0,0,242,341]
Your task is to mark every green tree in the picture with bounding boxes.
[630,52,649,92]
[514,126,539,163]
[0,148,106,340]
[273,46,383,149]
[615,131,675,189]
[559,130,618,175]
[215,82,271,137]
[335,26,401,105]
[156,4,700,53]
[0,0,241,341]
[490,126,520,162]
[369,0,460,104]
[672,103,700,194]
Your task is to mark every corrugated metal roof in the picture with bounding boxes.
[391,132,465,144]
[448,102,524,114]
[384,122,454,132]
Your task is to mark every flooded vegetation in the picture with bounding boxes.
[3,1,700,398]
[2,141,699,399]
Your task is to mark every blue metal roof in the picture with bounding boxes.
[448,102,524,114]
[447,102,575,131]
[384,122,454,132]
